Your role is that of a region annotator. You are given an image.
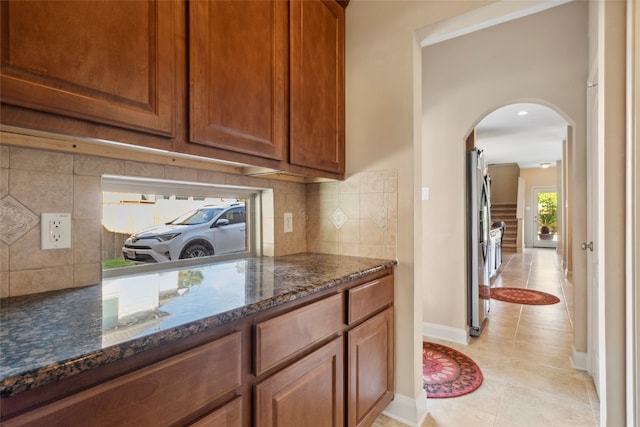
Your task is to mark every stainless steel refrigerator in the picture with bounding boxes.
[466,148,491,337]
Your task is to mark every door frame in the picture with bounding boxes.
[586,64,603,398]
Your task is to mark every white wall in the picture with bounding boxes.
[420,1,588,343]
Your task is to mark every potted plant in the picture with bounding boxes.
[537,193,557,240]
[538,214,555,240]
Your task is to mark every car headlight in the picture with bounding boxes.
[154,233,182,242]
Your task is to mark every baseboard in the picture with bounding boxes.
[382,390,428,427]
[422,322,469,345]
[571,346,588,370]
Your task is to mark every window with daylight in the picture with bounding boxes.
[101,175,263,276]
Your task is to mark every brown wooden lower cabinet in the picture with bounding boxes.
[347,308,394,427]
[1,271,394,427]
[254,337,344,427]
[254,293,344,376]
[2,332,242,427]
[188,397,243,427]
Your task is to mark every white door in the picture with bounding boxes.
[532,187,558,249]
[586,71,603,398]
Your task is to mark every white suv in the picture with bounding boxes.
[122,203,246,263]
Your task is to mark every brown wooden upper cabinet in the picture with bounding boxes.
[0,0,180,139]
[188,0,345,178]
[0,0,346,179]
[189,0,288,163]
[289,0,345,176]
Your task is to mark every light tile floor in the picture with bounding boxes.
[375,248,600,427]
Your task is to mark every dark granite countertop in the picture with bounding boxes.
[0,253,396,398]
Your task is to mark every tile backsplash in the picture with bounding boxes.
[0,144,397,298]
[306,170,397,259]
[0,145,307,297]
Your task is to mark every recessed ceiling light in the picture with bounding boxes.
[517,110,529,116]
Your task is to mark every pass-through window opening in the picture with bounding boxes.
[101,175,264,277]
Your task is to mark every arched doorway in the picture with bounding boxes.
[474,102,568,253]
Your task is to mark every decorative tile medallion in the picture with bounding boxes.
[329,207,347,230]
[370,210,388,231]
[0,196,39,245]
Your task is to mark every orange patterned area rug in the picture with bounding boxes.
[422,342,483,398]
[490,287,560,305]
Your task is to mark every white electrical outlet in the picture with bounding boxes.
[284,212,293,233]
[41,213,72,250]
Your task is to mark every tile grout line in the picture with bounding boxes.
[492,379,507,427]
[511,251,529,354]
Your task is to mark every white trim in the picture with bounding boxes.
[382,391,428,427]
[571,346,588,371]
[422,322,469,346]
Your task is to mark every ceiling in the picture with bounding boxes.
[475,103,568,169]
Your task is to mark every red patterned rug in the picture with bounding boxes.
[490,287,560,305]
[422,342,483,398]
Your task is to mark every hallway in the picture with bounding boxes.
[376,248,600,426]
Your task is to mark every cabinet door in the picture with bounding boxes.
[347,308,394,427]
[189,0,287,161]
[255,337,344,427]
[289,0,345,175]
[189,397,243,427]
[0,0,179,137]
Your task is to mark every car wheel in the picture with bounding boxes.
[180,242,212,259]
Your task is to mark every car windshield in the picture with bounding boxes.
[170,208,223,225]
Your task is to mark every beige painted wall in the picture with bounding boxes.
[556,160,564,266]
[520,166,557,248]
[563,135,573,274]
[488,163,519,205]
[344,1,495,420]
[344,1,596,422]
[420,2,588,342]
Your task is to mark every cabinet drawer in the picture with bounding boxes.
[254,293,343,376]
[3,332,242,427]
[347,274,394,324]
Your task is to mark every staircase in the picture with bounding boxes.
[491,203,518,252]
